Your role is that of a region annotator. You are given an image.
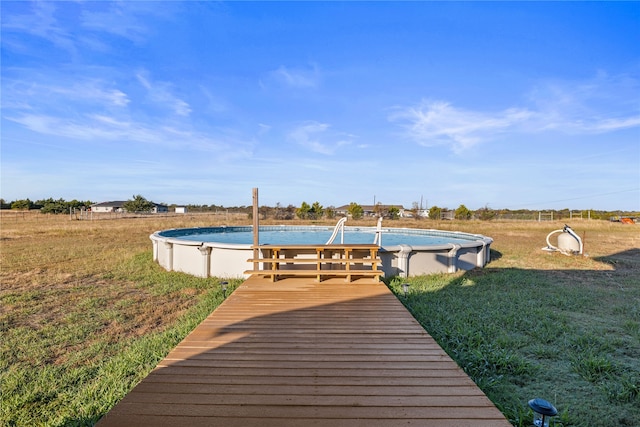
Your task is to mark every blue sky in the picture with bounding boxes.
[2,1,639,211]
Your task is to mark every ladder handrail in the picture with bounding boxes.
[373,217,383,246]
[326,217,347,244]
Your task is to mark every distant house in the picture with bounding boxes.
[175,206,188,214]
[91,201,169,213]
[91,201,127,213]
[441,210,455,220]
[401,209,430,218]
[335,204,407,218]
[151,203,169,213]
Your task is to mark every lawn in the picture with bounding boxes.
[1,212,638,426]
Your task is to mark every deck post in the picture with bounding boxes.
[252,188,259,271]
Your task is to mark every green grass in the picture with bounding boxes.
[388,265,640,427]
[1,251,241,426]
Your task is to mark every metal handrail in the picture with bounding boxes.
[373,217,383,246]
[326,217,347,244]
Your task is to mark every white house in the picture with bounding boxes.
[90,201,127,213]
[91,201,169,213]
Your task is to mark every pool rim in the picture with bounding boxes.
[152,224,493,251]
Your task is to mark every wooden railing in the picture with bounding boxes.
[245,244,383,283]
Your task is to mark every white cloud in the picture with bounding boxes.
[80,5,148,43]
[6,113,150,142]
[4,112,253,157]
[585,116,640,132]
[258,123,271,135]
[268,64,321,89]
[526,72,640,133]
[200,86,230,114]
[288,122,332,154]
[287,121,353,155]
[1,2,77,54]
[389,101,532,152]
[2,77,129,110]
[391,73,640,153]
[136,72,192,117]
[64,83,130,107]
[1,70,253,159]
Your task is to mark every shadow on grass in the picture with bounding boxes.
[390,247,639,427]
[489,248,503,261]
[65,249,638,427]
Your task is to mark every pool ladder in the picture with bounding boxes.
[325,217,384,246]
[326,217,347,244]
[373,217,383,246]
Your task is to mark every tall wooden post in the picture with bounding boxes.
[252,188,259,270]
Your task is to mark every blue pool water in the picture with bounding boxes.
[161,226,478,247]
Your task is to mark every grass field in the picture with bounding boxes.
[1,212,638,426]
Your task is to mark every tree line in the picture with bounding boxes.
[1,198,94,214]
[1,196,636,221]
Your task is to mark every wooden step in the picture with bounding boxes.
[244,269,383,283]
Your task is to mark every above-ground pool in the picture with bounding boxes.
[150,225,493,279]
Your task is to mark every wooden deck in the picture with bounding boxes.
[97,277,511,427]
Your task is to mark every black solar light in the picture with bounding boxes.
[528,398,558,427]
[221,281,228,298]
[401,283,410,297]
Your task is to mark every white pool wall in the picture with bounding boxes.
[150,225,492,279]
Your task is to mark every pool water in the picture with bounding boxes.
[167,226,476,247]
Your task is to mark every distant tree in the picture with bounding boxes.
[40,198,67,214]
[347,202,364,220]
[455,204,473,220]
[259,205,270,220]
[284,204,297,220]
[296,201,311,219]
[373,203,384,217]
[310,201,324,220]
[325,206,336,219]
[273,203,296,220]
[428,205,442,220]
[409,202,421,220]
[476,205,496,221]
[11,199,32,210]
[388,206,400,220]
[67,199,90,210]
[123,195,154,213]
[273,202,284,220]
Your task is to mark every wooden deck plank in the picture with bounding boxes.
[124,383,488,398]
[142,373,483,387]
[102,402,505,418]
[163,350,452,360]
[143,367,472,379]
[104,414,505,427]
[97,277,511,426]
[117,394,496,407]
